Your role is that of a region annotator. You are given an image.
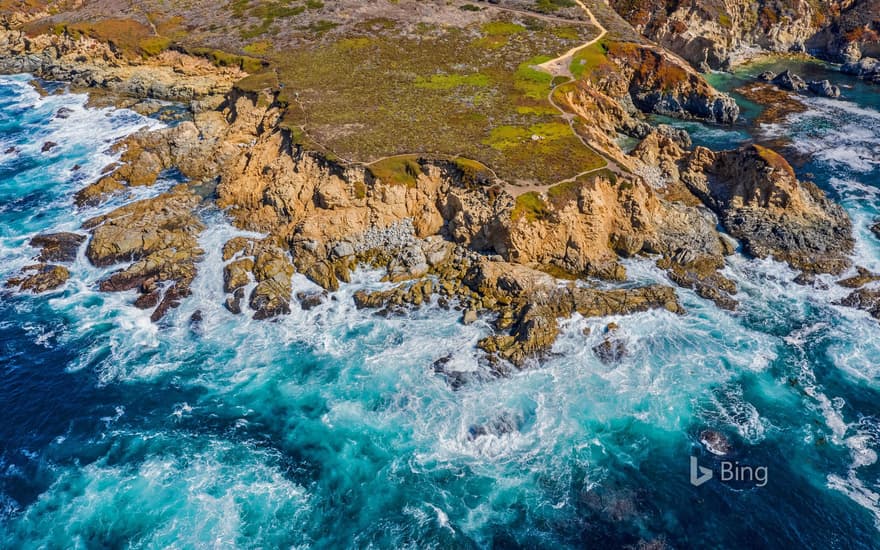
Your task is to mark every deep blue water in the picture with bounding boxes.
[1,68,880,548]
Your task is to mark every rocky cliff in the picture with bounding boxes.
[609,0,880,70]
[0,2,858,367]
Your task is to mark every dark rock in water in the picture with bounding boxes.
[5,264,70,293]
[71,164,81,172]
[682,144,853,275]
[772,70,807,92]
[793,272,815,286]
[838,267,880,289]
[700,429,732,456]
[296,290,326,310]
[870,221,880,240]
[4,146,16,154]
[842,57,880,83]
[757,71,776,82]
[593,337,627,364]
[41,141,58,153]
[134,290,160,309]
[836,287,880,319]
[467,411,522,440]
[190,310,204,331]
[432,355,475,390]
[54,107,74,119]
[807,79,841,98]
[29,232,86,263]
[225,287,245,315]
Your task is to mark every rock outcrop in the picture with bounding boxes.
[83,187,205,321]
[682,144,853,274]
[585,41,740,123]
[0,29,244,105]
[609,0,879,72]
[4,232,86,293]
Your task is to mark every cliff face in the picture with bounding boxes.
[586,41,739,122]
[610,0,879,68]
[0,1,858,364]
[0,29,244,106]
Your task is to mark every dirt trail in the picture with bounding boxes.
[535,0,605,79]
[506,0,627,198]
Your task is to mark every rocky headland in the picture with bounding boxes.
[0,0,866,369]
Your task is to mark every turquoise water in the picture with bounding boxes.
[2,70,880,548]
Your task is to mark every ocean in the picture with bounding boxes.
[1,64,880,548]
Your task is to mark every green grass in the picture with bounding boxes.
[234,71,279,92]
[414,73,492,90]
[534,0,576,13]
[514,56,554,99]
[367,155,424,187]
[263,12,605,184]
[512,192,550,222]
[481,21,526,36]
[189,47,264,73]
[570,40,608,78]
[138,36,171,57]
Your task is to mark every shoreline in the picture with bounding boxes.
[0,25,870,365]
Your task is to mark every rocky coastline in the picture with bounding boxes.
[1,14,866,371]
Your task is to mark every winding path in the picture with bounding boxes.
[505,0,628,197]
[535,0,605,79]
[296,0,626,196]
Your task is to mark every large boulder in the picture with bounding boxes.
[682,144,853,274]
[84,188,205,320]
[807,79,841,98]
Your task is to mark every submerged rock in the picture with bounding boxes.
[700,429,733,456]
[593,337,628,364]
[467,411,523,440]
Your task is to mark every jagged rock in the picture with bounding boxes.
[842,57,880,83]
[223,258,253,293]
[353,279,435,313]
[462,309,478,325]
[837,287,880,319]
[84,189,204,320]
[700,429,732,456]
[296,291,326,310]
[225,287,245,314]
[250,279,292,320]
[29,232,85,263]
[41,141,57,152]
[249,245,294,320]
[757,71,777,82]
[593,337,628,364]
[772,70,807,92]
[807,79,841,98]
[659,256,738,310]
[5,264,69,293]
[682,144,853,275]
[472,261,683,365]
[838,267,880,289]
